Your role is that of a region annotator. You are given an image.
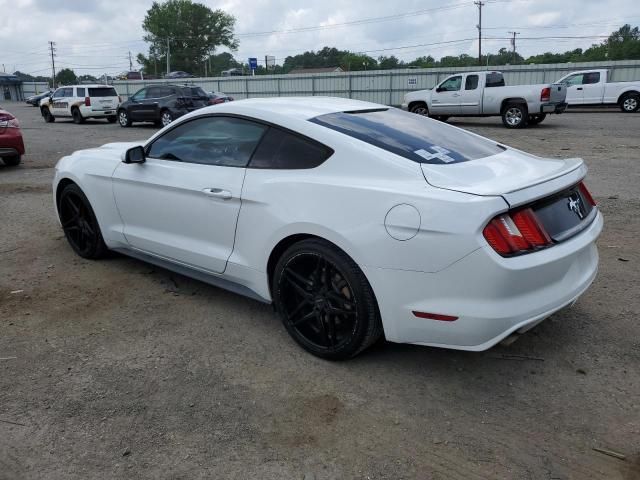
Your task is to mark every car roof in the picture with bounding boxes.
[57,84,115,89]
[200,96,386,121]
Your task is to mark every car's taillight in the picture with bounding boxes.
[540,87,550,102]
[0,113,19,128]
[483,208,552,256]
[578,181,596,206]
[85,97,91,106]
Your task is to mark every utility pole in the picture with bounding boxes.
[166,38,170,75]
[128,51,133,71]
[49,41,57,88]
[509,31,520,64]
[475,1,484,66]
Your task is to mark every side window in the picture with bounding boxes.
[485,73,505,87]
[53,88,64,98]
[76,87,86,97]
[564,74,583,87]
[131,88,147,101]
[156,87,173,97]
[439,76,462,92]
[249,127,332,169]
[465,75,479,90]
[583,72,600,84]
[146,87,162,98]
[147,116,267,167]
[63,88,74,97]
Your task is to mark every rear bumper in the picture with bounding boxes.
[364,210,603,350]
[0,130,25,156]
[541,102,568,114]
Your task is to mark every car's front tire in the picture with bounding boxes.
[118,109,132,127]
[58,183,108,259]
[410,102,429,116]
[272,239,383,360]
[42,107,55,123]
[1,155,21,166]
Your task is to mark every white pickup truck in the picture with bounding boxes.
[556,69,640,112]
[402,71,567,128]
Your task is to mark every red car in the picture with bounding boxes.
[0,108,24,166]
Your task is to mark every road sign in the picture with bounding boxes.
[248,58,258,70]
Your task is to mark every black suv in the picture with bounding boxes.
[117,85,209,128]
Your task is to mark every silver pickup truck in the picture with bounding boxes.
[402,71,567,128]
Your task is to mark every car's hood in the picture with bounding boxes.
[420,148,586,206]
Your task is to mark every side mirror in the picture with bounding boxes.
[123,145,146,164]
[435,87,444,92]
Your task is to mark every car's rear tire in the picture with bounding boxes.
[528,113,546,125]
[118,109,131,127]
[58,183,108,259]
[619,93,639,113]
[2,155,21,166]
[72,108,85,124]
[502,103,528,128]
[160,109,173,127]
[107,115,117,123]
[410,102,429,115]
[272,238,383,360]
[42,108,55,123]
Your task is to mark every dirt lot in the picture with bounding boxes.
[1,103,639,480]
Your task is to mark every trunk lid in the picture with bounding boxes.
[548,83,567,103]
[420,149,586,206]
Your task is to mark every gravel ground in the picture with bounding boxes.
[0,103,639,480]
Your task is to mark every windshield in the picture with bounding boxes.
[310,108,503,164]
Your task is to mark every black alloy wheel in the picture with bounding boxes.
[58,184,107,259]
[273,239,382,359]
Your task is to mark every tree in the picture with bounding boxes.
[378,55,402,69]
[78,74,98,83]
[55,68,77,86]
[139,0,238,75]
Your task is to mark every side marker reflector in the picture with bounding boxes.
[412,311,458,322]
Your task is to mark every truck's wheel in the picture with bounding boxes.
[410,103,429,115]
[72,108,85,124]
[619,93,639,113]
[502,103,528,128]
[528,114,546,125]
[42,108,55,123]
[432,116,450,122]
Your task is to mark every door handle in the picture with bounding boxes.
[202,188,232,200]
[452,93,460,97]
[576,87,583,91]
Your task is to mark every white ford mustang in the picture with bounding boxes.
[53,97,603,359]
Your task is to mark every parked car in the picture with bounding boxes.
[0,108,25,166]
[52,97,602,359]
[556,69,640,113]
[25,90,53,107]
[40,85,120,124]
[117,84,209,127]
[207,91,234,105]
[165,71,193,79]
[402,71,568,128]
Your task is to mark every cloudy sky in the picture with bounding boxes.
[1,0,639,77]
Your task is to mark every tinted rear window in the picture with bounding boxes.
[486,72,505,87]
[183,87,207,98]
[310,108,503,164]
[88,87,118,97]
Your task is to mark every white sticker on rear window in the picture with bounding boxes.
[414,146,456,163]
